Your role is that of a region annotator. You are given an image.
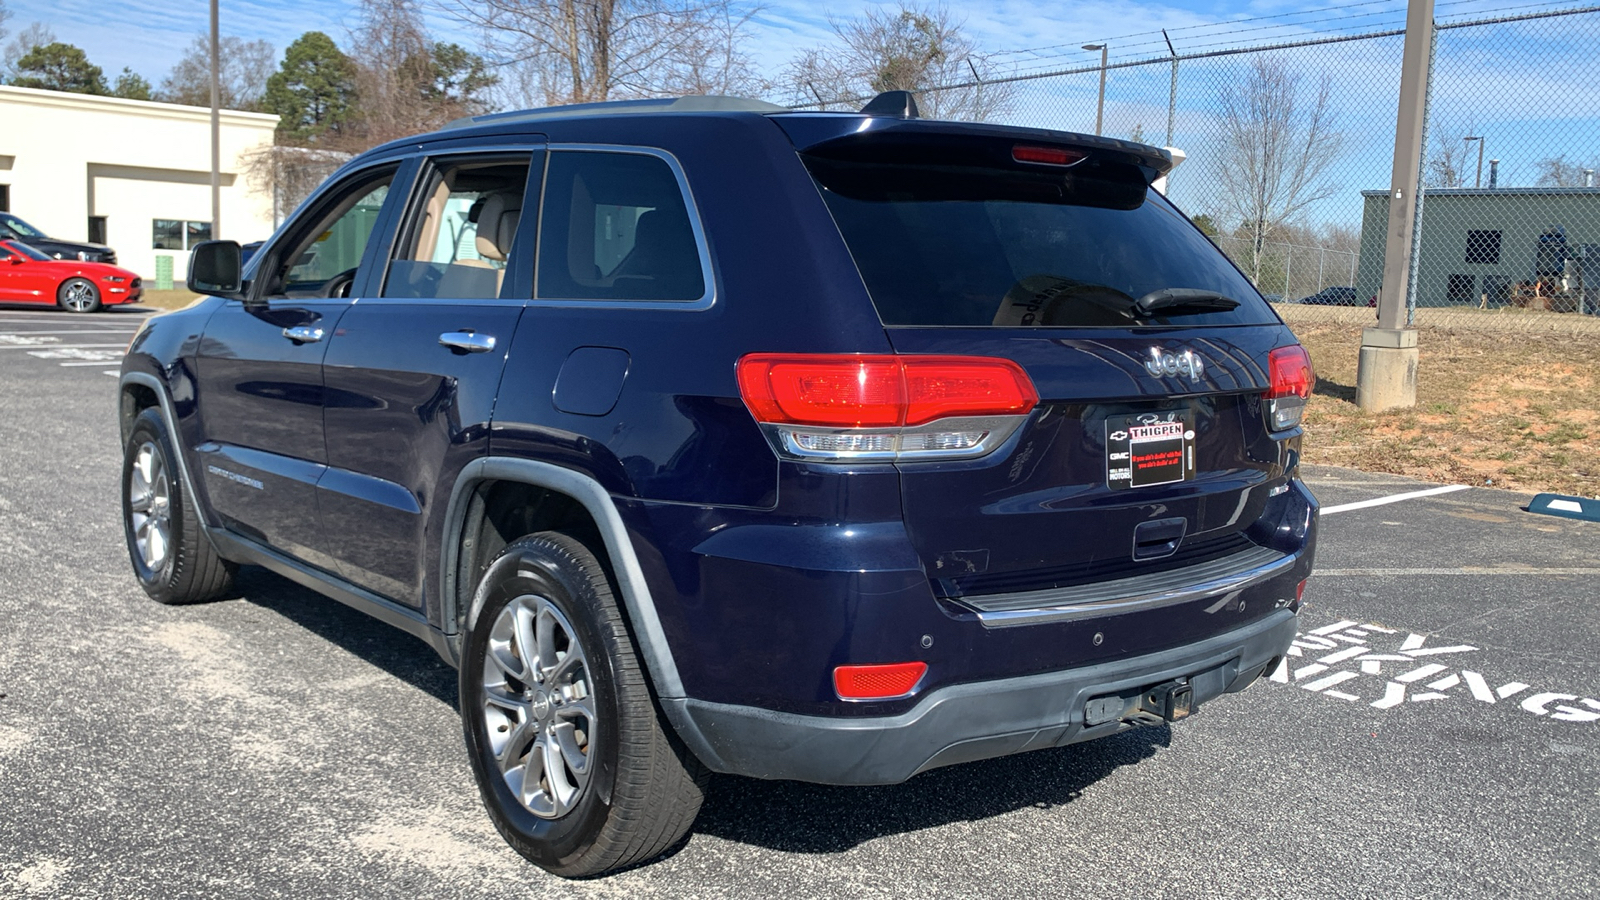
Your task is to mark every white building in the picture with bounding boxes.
[0,85,279,281]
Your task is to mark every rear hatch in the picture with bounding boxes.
[793,121,1299,603]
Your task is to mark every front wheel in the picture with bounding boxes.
[58,277,102,313]
[461,532,707,877]
[122,408,236,603]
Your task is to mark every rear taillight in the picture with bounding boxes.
[1012,145,1087,167]
[834,662,927,701]
[1266,345,1314,431]
[737,354,1038,461]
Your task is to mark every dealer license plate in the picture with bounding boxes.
[1106,412,1196,490]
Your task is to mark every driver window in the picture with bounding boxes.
[267,169,396,300]
[381,157,532,300]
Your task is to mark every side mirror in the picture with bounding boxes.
[188,240,244,298]
[7,256,23,265]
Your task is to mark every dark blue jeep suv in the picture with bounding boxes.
[118,93,1317,877]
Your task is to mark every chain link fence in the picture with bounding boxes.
[840,2,1600,335]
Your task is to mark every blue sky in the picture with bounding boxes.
[6,0,1594,230]
[5,0,1413,89]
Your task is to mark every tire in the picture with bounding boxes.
[58,277,102,313]
[461,532,707,877]
[121,408,236,604]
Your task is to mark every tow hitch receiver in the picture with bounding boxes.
[1084,679,1197,728]
[1140,679,1194,722]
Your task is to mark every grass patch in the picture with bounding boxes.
[1297,322,1600,497]
[137,289,203,311]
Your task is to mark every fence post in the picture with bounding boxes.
[1357,0,1431,412]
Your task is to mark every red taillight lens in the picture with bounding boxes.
[834,662,928,700]
[1012,145,1087,167]
[737,355,904,427]
[1266,344,1314,431]
[737,354,1038,428]
[1268,345,1314,400]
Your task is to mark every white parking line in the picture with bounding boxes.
[0,344,128,350]
[0,329,142,335]
[58,360,125,367]
[1314,567,1600,577]
[1320,484,1472,515]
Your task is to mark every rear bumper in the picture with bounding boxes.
[664,607,1297,785]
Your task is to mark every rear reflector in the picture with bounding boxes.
[1013,145,1087,167]
[834,662,928,700]
[1266,345,1314,430]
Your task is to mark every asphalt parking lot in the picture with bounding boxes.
[0,305,1596,899]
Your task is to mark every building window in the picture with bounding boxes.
[0,184,9,212]
[1464,230,1502,265]
[88,216,107,245]
[1446,274,1475,305]
[153,219,211,250]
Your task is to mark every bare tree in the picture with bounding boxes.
[1534,153,1599,187]
[0,2,11,59]
[784,3,1014,121]
[158,34,277,109]
[1424,124,1479,188]
[345,0,499,146]
[441,0,765,108]
[1214,55,1343,286]
[2,21,54,80]
[349,0,435,144]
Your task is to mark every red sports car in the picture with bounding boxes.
[0,239,143,312]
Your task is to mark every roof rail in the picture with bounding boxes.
[445,95,789,130]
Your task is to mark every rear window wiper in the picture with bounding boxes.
[1133,288,1241,317]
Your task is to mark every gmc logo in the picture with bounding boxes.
[1144,348,1206,382]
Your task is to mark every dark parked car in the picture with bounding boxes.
[117,93,1317,877]
[1299,286,1358,305]
[0,212,116,264]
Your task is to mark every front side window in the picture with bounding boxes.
[537,151,706,302]
[383,158,531,300]
[267,168,396,299]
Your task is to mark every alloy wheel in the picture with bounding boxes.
[481,593,598,819]
[128,441,171,571]
[63,281,97,312]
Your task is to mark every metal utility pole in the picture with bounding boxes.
[210,0,221,239]
[1357,0,1432,412]
[1464,135,1483,188]
[1083,43,1108,136]
[1162,30,1178,148]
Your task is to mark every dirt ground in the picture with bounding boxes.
[1295,321,1600,498]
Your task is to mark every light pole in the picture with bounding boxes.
[1463,135,1484,188]
[210,0,221,238]
[1083,43,1107,136]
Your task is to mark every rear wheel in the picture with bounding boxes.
[461,532,706,877]
[58,277,101,313]
[122,408,236,604]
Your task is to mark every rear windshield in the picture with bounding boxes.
[804,155,1277,328]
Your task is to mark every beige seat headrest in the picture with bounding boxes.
[475,192,521,262]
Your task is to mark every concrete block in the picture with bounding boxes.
[1356,330,1418,411]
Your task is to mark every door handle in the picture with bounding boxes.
[440,331,496,353]
[282,325,324,343]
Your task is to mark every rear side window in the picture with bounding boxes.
[537,151,706,302]
[806,153,1277,328]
